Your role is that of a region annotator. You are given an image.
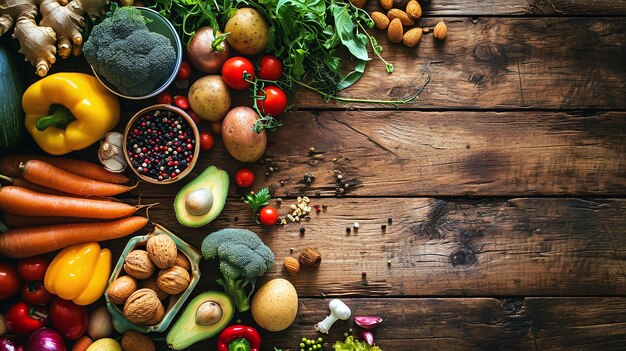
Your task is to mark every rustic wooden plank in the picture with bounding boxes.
[127,110,626,197]
[370,0,626,16]
[147,297,626,351]
[293,17,626,110]
[100,197,626,297]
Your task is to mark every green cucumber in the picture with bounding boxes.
[0,45,24,148]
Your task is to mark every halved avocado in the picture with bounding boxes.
[174,166,229,227]
[166,291,234,350]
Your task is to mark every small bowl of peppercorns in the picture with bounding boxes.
[123,104,200,184]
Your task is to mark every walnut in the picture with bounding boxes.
[147,234,177,269]
[124,250,155,279]
[123,288,161,324]
[157,266,190,295]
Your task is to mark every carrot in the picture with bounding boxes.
[0,155,130,184]
[71,336,93,351]
[0,213,113,229]
[0,186,139,218]
[0,216,149,258]
[0,174,72,196]
[20,160,135,197]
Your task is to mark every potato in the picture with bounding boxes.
[251,278,298,331]
[224,8,269,55]
[188,75,231,121]
[222,107,266,163]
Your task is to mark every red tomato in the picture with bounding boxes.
[235,169,255,188]
[155,91,173,105]
[259,206,279,226]
[174,95,190,110]
[199,131,214,151]
[177,60,192,80]
[20,282,53,305]
[5,301,49,338]
[222,57,255,90]
[256,85,287,116]
[17,255,49,281]
[188,110,202,126]
[0,262,21,300]
[50,297,88,340]
[257,55,283,81]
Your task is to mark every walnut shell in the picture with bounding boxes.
[174,251,191,271]
[122,331,156,351]
[107,275,138,305]
[124,250,155,279]
[299,247,322,269]
[123,288,161,324]
[141,275,170,301]
[147,234,177,269]
[141,300,165,326]
[157,266,191,295]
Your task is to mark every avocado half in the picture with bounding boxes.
[174,165,229,227]
[166,291,235,350]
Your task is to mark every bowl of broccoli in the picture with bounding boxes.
[83,6,182,100]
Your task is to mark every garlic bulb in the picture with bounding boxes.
[99,132,127,173]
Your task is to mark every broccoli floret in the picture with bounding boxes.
[201,229,275,312]
[83,6,176,96]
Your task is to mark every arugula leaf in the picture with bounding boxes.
[330,2,370,61]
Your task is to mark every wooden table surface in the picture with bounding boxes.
[2,1,626,350]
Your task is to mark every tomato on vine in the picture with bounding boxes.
[257,55,283,81]
[222,57,255,90]
[256,85,287,116]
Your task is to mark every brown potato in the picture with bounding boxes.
[222,107,267,163]
[188,75,231,121]
[224,8,269,55]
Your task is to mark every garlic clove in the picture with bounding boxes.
[99,132,127,173]
[101,157,127,173]
[360,330,375,346]
[354,316,383,330]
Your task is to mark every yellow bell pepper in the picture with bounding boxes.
[23,72,120,155]
[44,242,112,306]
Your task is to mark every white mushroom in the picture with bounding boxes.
[315,299,351,334]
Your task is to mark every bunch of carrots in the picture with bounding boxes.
[0,155,149,258]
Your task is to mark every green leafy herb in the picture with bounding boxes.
[244,187,271,215]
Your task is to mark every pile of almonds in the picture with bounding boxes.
[107,234,192,326]
[351,0,447,47]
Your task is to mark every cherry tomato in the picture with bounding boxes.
[222,57,255,90]
[256,85,287,116]
[20,282,53,305]
[0,262,21,300]
[259,206,279,226]
[174,95,190,110]
[17,255,49,281]
[155,91,173,105]
[235,169,255,188]
[199,131,214,151]
[177,60,192,81]
[50,297,88,340]
[257,55,283,81]
[188,110,202,126]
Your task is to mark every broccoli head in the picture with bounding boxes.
[83,6,177,96]
[201,228,275,312]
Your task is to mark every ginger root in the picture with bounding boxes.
[0,0,108,76]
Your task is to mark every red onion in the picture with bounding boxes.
[23,328,65,351]
[0,337,22,351]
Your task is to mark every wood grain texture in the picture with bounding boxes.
[102,197,626,297]
[369,0,626,15]
[129,111,626,197]
[293,17,626,109]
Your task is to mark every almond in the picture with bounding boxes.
[423,27,430,33]
[123,288,160,324]
[122,331,156,351]
[349,0,366,8]
[402,27,423,47]
[157,266,190,295]
[124,250,155,279]
[283,257,301,275]
[107,275,138,305]
[379,0,393,10]
[406,0,422,20]
[371,11,390,30]
[147,234,177,269]
[387,9,414,26]
[387,18,403,43]
[434,21,447,40]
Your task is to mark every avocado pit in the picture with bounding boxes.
[185,187,213,216]
[195,301,222,326]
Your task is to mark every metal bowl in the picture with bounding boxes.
[90,7,182,100]
[123,104,200,184]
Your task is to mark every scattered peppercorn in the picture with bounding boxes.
[290,247,295,254]
[300,227,305,234]
[381,224,387,231]
[304,173,315,183]
[346,226,351,233]
[309,147,315,153]
[353,222,360,229]
[387,259,392,266]
[387,217,393,224]
[362,271,367,277]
